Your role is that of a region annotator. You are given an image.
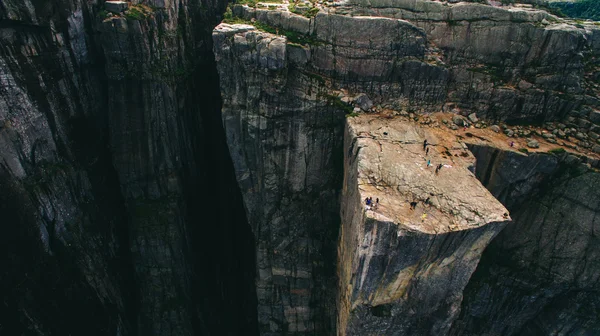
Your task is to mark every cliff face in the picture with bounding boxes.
[1,0,257,335]
[338,117,510,336]
[451,147,600,335]
[213,1,600,335]
[231,1,599,124]
[213,24,346,334]
[3,0,600,335]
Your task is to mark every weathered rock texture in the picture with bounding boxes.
[450,146,600,335]
[1,0,258,335]
[338,116,510,335]
[213,23,346,335]
[233,1,600,124]
[213,1,600,334]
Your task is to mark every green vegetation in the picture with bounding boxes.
[98,9,109,20]
[320,93,353,114]
[221,9,323,45]
[123,5,155,20]
[253,20,322,45]
[125,6,145,20]
[519,148,529,154]
[548,147,567,155]
[236,0,283,7]
[550,0,600,21]
[288,1,320,18]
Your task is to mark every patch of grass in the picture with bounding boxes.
[320,93,353,114]
[548,147,566,155]
[518,148,529,154]
[237,0,258,7]
[125,7,144,20]
[346,112,359,118]
[253,21,322,45]
[288,3,319,18]
[98,9,109,20]
[124,5,154,20]
[223,5,233,21]
[305,7,320,18]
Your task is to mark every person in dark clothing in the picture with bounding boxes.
[425,197,430,205]
[410,201,417,210]
[435,163,443,175]
[423,139,428,151]
[365,197,371,205]
[426,147,429,155]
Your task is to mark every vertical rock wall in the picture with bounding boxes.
[338,117,510,336]
[214,25,346,335]
[452,146,600,335]
[1,0,258,335]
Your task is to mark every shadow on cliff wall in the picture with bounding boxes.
[0,168,127,335]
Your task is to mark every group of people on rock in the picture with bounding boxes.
[365,197,379,210]
[424,139,444,175]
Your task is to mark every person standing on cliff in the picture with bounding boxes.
[423,139,428,151]
[426,147,429,155]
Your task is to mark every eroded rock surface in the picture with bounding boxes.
[214,23,346,335]
[1,0,257,335]
[232,1,600,124]
[450,147,600,335]
[337,116,510,335]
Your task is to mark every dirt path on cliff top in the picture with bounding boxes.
[380,112,600,161]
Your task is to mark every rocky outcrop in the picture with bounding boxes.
[213,1,600,333]
[213,23,346,335]
[338,116,510,335]
[232,1,599,124]
[450,147,600,335]
[1,0,257,335]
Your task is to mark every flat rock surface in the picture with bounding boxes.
[348,115,509,234]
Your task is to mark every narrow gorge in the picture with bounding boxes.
[1,0,599,335]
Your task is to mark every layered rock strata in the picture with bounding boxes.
[232,1,599,125]
[338,116,510,335]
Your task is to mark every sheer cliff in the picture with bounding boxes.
[2,0,600,335]
[1,0,257,335]
[213,1,600,335]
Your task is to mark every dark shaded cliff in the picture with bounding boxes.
[451,146,600,335]
[0,0,257,335]
[3,0,600,335]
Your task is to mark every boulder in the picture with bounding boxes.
[353,93,374,111]
[468,113,478,123]
[453,115,465,127]
[527,139,540,148]
[490,125,501,133]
